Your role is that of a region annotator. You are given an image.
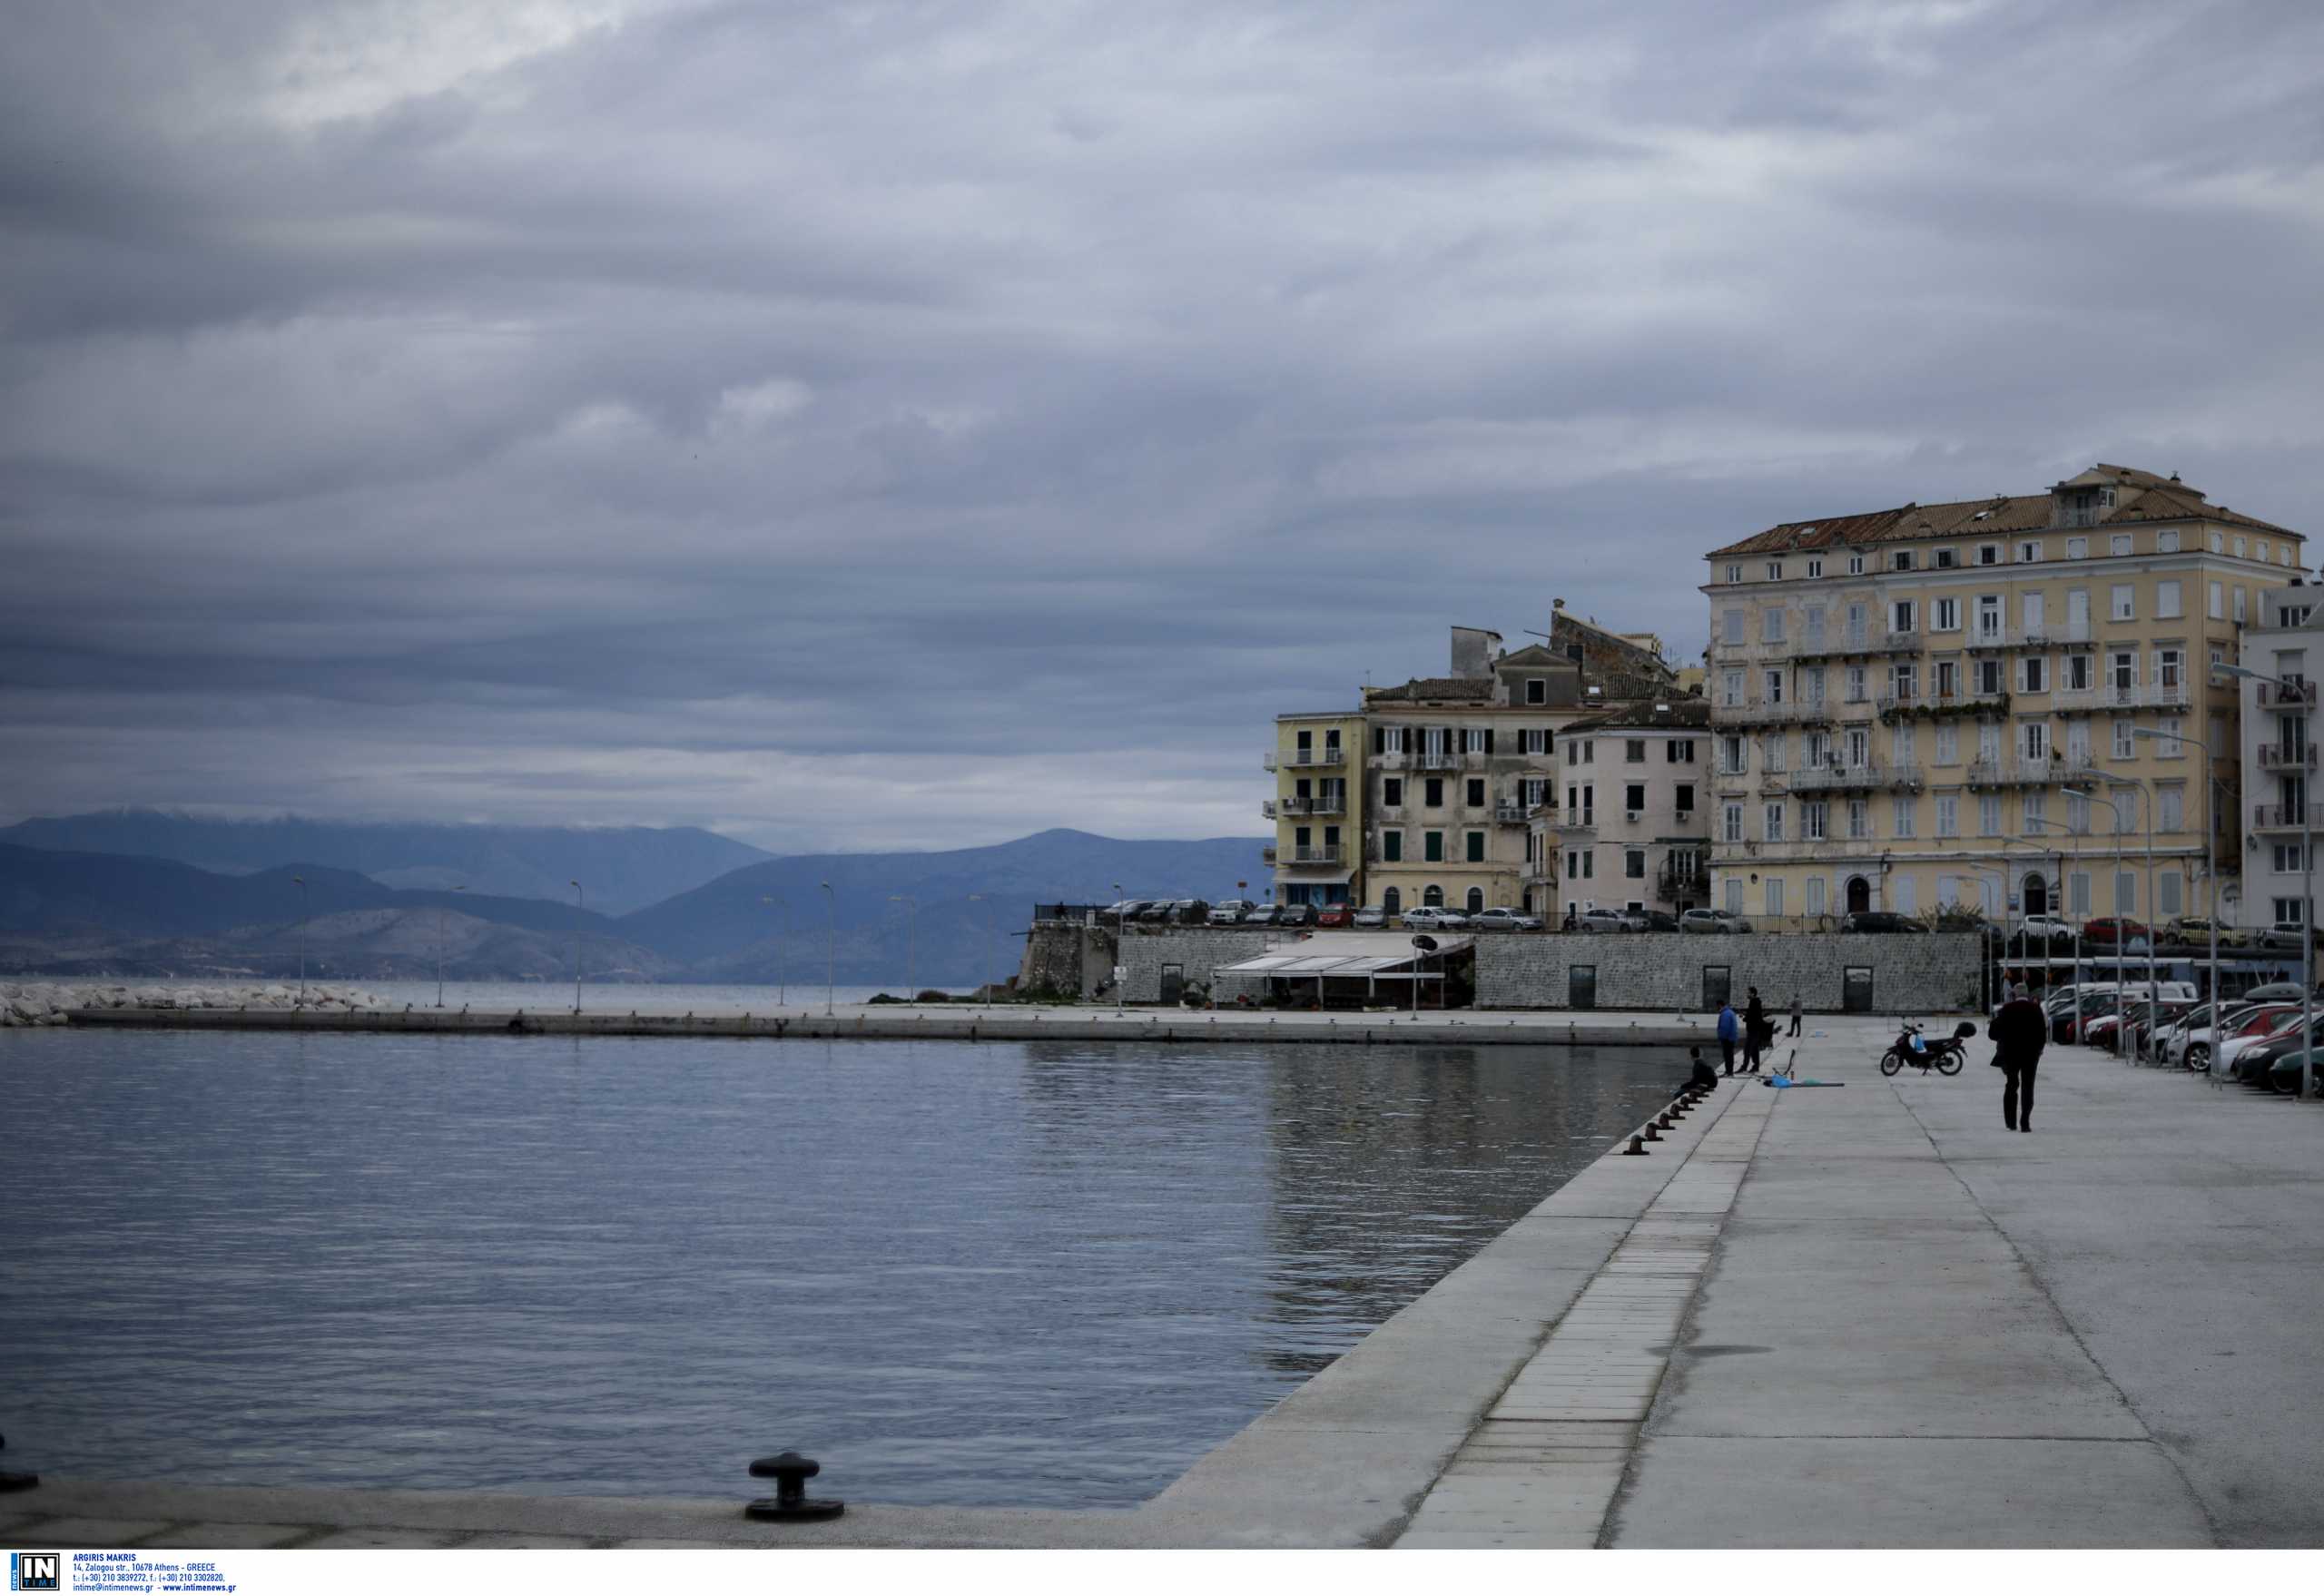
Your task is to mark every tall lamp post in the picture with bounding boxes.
[293,874,309,1004]
[820,881,836,1016]
[569,880,586,1015]
[2024,815,2087,994]
[889,894,920,998]
[2132,726,2229,1014]
[2217,662,2315,1100]
[2063,786,2132,1059]
[436,884,467,1008]
[760,895,787,1007]
[1113,882,1127,1016]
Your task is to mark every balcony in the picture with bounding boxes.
[1792,626,1922,660]
[1306,797,1346,816]
[1789,761,1924,793]
[1723,695,1835,725]
[1966,757,2062,788]
[1558,811,1597,835]
[1419,751,1461,771]
[2253,803,2324,832]
[1281,746,1347,768]
[2259,744,2319,772]
[1261,843,1277,863]
[1494,804,1530,823]
[1278,844,1345,868]
[2259,679,2319,707]
[1261,799,1277,820]
[2051,680,2194,714]
[1877,687,2012,719]
[1657,862,1707,897]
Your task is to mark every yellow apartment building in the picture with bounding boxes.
[1702,465,2305,929]
[1265,713,1366,906]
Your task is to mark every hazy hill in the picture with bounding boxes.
[617,828,1271,985]
[0,812,768,916]
[0,843,674,982]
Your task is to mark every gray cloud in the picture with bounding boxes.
[5,0,2322,851]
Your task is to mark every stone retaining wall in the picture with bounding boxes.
[1473,931,1982,1013]
[1119,929,1278,1004]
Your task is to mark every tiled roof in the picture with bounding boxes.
[1561,698,1712,734]
[1706,464,2298,557]
[1367,676,1496,703]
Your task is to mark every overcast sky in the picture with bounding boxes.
[5,1,2321,854]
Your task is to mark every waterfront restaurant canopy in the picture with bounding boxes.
[1218,931,1474,1007]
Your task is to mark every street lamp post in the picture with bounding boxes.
[2218,663,2315,1100]
[1113,882,1127,1017]
[2065,785,2133,1060]
[820,882,836,1016]
[2132,726,2227,1017]
[437,884,467,1008]
[293,874,309,1004]
[2026,814,2087,992]
[569,880,585,1015]
[760,895,787,1007]
[889,895,920,998]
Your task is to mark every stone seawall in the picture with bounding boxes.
[1473,931,1983,1012]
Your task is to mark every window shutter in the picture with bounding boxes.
[1374,727,1384,754]
[1484,729,1496,754]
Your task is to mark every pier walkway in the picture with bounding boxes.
[9,1015,2319,1549]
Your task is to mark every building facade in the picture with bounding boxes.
[1265,713,1365,906]
[1702,465,2302,930]
[2238,586,2324,933]
[1537,698,1713,922]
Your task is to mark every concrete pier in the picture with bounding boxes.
[9,1015,2320,1549]
[63,1001,1712,1047]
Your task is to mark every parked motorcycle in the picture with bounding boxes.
[1879,1020,1974,1077]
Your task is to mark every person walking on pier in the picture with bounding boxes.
[1743,988,1768,1073]
[1787,994,1803,1038]
[1716,1000,1740,1075]
[1988,980,2047,1133]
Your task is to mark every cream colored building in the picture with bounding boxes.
[1265,713,1365,906]
[1702,465,2303,929]
[1537,698,1713,921]
[2237,586,2324,932]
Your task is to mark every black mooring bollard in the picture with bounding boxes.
[1621,1134,1648,1156]
[746,1451,844,1522]
[0,1433,36,1493]
[1642,1122,1662,1142]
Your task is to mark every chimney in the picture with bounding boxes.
[1449,626,1501,680]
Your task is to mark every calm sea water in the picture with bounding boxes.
[0,1028,1683,1507]
[360,980,974,1012]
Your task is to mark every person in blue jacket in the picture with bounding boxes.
[1716,1000,1741,1075]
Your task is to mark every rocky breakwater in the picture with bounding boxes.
[1,980,388,1028]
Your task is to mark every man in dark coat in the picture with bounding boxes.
[1742,987,1768,1073]
[1987,981,2047,1132]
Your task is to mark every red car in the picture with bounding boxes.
[1315,903,1354,928]
[2082,918,2152,947]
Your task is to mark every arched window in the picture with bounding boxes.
[1423,883,1445,908]
[1382,886,1402,915]
[2021,872,2048,917]
[1465,886,1485,912]
[1846,875,1872,914]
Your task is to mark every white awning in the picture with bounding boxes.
[1216,931,1473,979]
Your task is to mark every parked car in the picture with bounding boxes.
[1574,908,1631,934]
[2081,917,2152,948]
[1107,899,1150,921]
[1633,909,1680,933]
[2231,1015,2324,1085]
[2264,1048,2323,1095]
[1679,908,1751,933]
[2257,921,2324,951]
[2016,914,2075,948]
[2166,916,2244,949]
[1137,900,1176,921]
[1315,903,1354,928]
[2216,1007,2309,1076]
[1244,904,1281,926]
[1207,899,1256,925]
[1842,911,1928,934]
[1402,906,1467,930]
[1275,903,1317,928]
[2238,982,2313,1004]
[1352,904,1387,929]
[1471,907,1544,932]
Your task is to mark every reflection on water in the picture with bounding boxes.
[0,1030,1682,1506]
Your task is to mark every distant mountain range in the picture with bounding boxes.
[0,823,1269,987]
[0,812,768,916]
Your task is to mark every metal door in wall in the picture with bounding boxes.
[1842,966,1874,1012]
[1569,965,1597,1010]
[1703,965,1732,1010]
[1159,963,1184,1005]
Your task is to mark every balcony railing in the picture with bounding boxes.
[1282,747,1346,768]
[1494,804,1530,823]
[1724,695,1834,725]
[1791,626,1921,659]
[1559,811,1597,833]
[1789,761,1924,793]
[2052,680,2193,713]
[1878,687,2012,717]
[1306,798,1345,815]
[2258,679,2319,707]
[1966,757,2063,788]
[2252,803,2324,832]
[1261,843,1277,863]
[1261,800,1277,820]
[1279,844,1345,868]
[2259,744,2319,772]
[1419,751,1461,770]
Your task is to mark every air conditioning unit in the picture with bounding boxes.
[1625,810,1643,823]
